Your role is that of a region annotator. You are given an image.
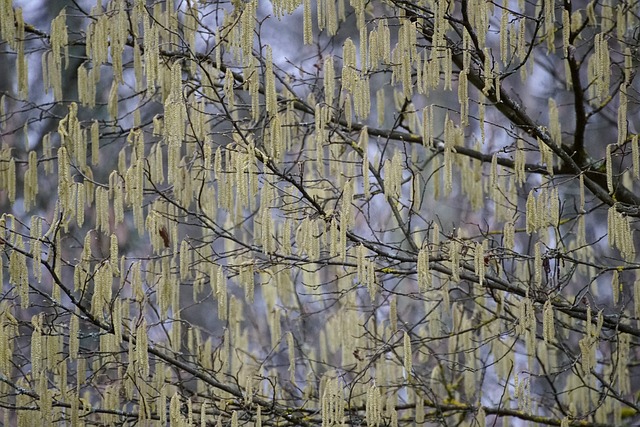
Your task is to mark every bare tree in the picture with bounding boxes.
[0,0,639,425]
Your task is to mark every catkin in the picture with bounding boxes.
[606,144,614,193]
[23,151,38,211]
[15,8,27,99]
[611,270,620,305]
[417,245,431,291]
[543,298,555,343]
[287,332,295,383]
[365,384,382,427]
[403,331,412,379]
[525,190,536,234]
[303,0,312,44]
[618,88,627,146]
[27,218,41,285]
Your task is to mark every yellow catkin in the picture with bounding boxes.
[449,238,460,283]
[389,151,402,200]
[51,9,69,68]
[9,236,28,309]
[57,146,71,212]
[265,47,277,115]
[423,50,435,93]
[433,0,447,49]
[69,313,79,359]
[303,0,312,44]
[143,15,158,89]
[109,1,127,83]
[0,155,16,203]
[417,246,431,292]
[40,52,52,100]
[525,190,536,234]
[489,154,498,200]
[342,38,357,94]
[458,71,468,126]
[443,47,452,91]
[164,65,186,184]
[578,173,585,212]
[543,298,555,343]
[400,20,415,98]
[354,76,370,120]
[112,173,125,225]
[606,144,613,193]
[93,262,112,318]
[621,216,635,261]
[135,319,149,378]
[369,28,379,70]
[474,241,485,286]
[595,34,610,102]
[608,206,617,249]
[617,88,627,146]
[359,128,370,199]
[623,47,633,85]
[538,137,554,175]
[287,331,295,383]
[503,220,515,250]
[43,16,67,101]
[575,214,586,247]
[612,270,620,305]
[23,151,38,211]
[87,8,107,67]
[460,26,471,73]
[31,315,43,376]
[422,105,433,147]
[1,309,23,379]
[482,46,493,96]
[180,239,191,281]
[518,17,527,62]
[514,138,526,186]
[443,116,457,195]
[403,330,412,379]
[633,276,640,330]
[562,10,572,90]
[316,0,325,31]
[108,81,118,120]
[632,135,639,178]
[548,98,561,145]
[0,94,5,129]
[535,188,546,231]
[132,41,143,91]
[366,385,381,426]
[15,8,27,99]
[324,55,335,107]
[224,67,235,112]
[86,67,98,106]
[97,187,109,232]
[325,0,337,36]
[91,120,100,165]
[29,216,42,282]
[217,265,227,320]
[0,1,16,48]
[499,0,509,63]
[548,185,558,225]
[109,234,119,276]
